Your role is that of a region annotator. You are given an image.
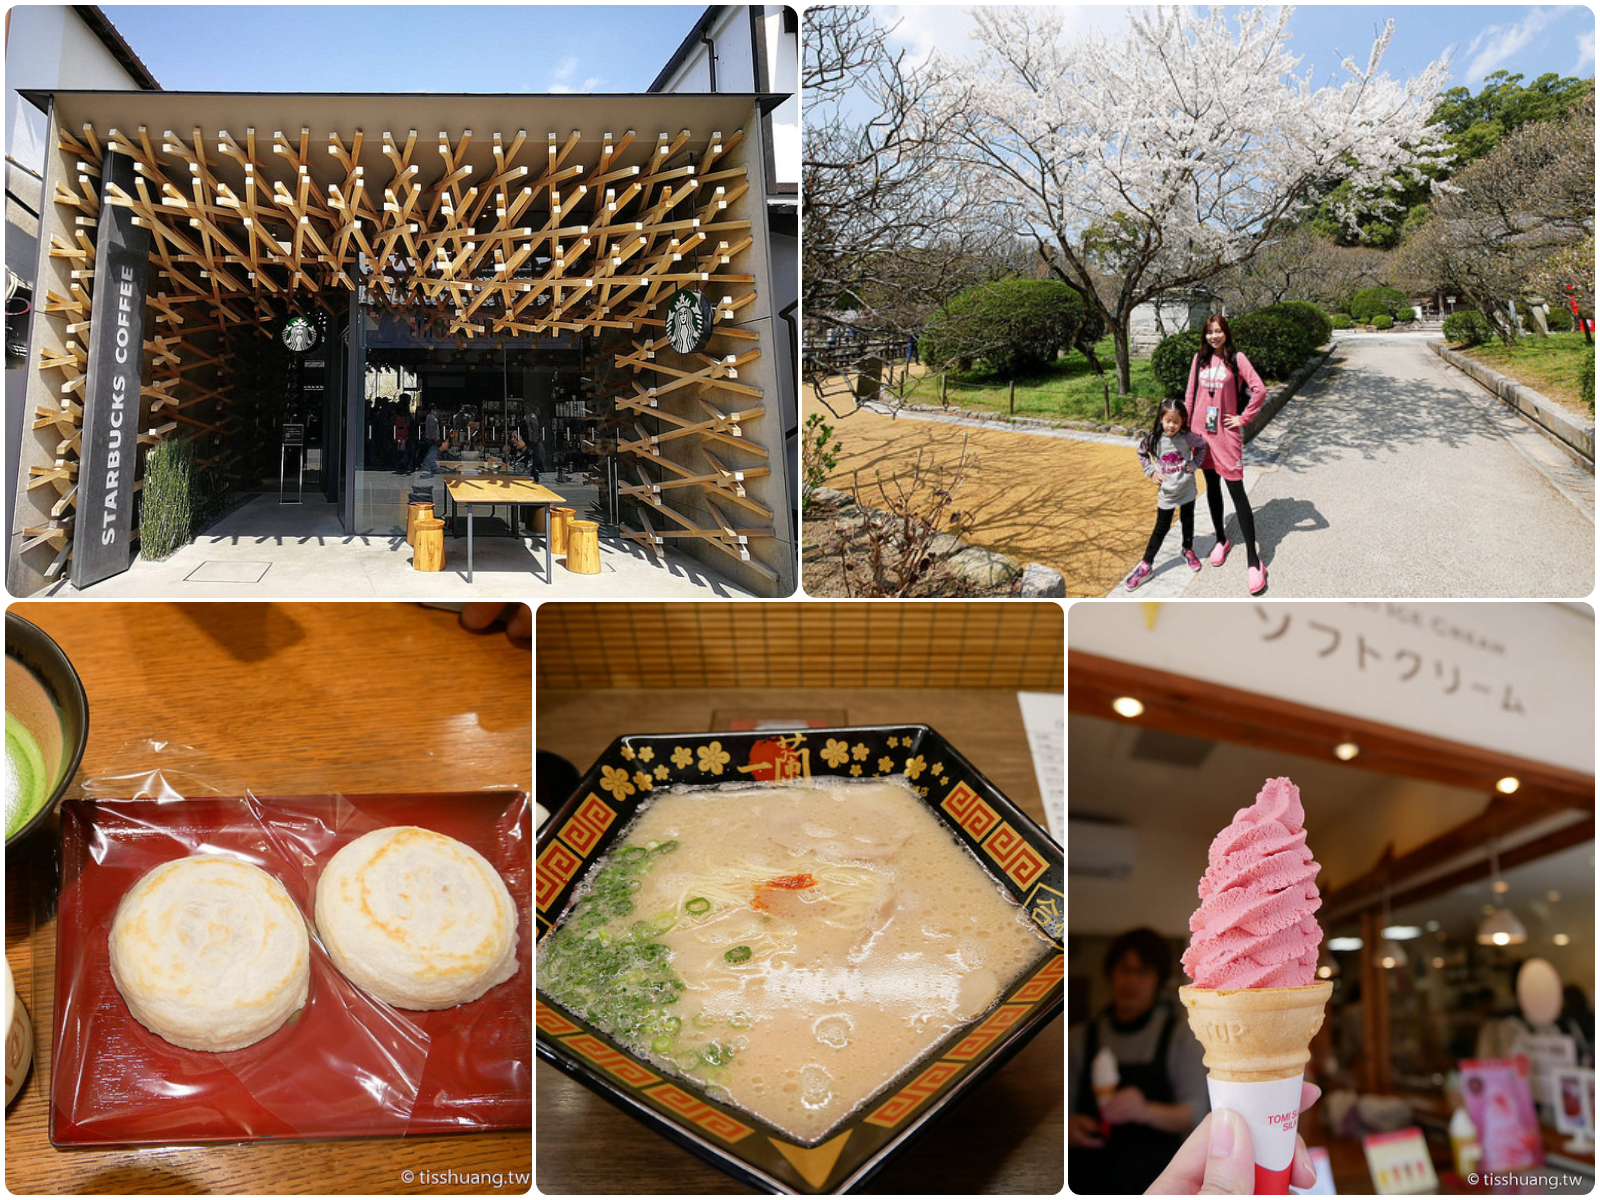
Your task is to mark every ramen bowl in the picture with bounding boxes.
[4,613,89,849]
[536,725,1063,1194]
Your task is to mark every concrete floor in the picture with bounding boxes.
[47,489,755,599]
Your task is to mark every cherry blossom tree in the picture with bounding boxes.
[929,6,1452,393]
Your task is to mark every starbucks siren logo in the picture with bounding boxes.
[665,288,713,354]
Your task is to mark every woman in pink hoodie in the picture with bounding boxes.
[1186,315,1268,594]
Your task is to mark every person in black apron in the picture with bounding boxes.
[1069,929,1208,1194]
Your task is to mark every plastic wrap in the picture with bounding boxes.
[51,743,531,1145]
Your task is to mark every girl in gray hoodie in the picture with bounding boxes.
[1125,399,1208,591]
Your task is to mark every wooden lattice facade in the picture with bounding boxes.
[11,91,794,595]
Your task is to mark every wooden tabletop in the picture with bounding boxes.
[446,478,564,505]
[5,602,532,1195]
[536,686,1064,1195]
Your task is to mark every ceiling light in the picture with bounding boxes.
[1554,933,1571,947]
[1476,907,1528,946]
[1334,742,1361,761]
[1381,925,1423,940]
[1112,697,1144,718]
[1496,776,1520,794]
[1431,956,1446,969]
[1492,879,1510,894]
[1316,946,1341,979]
[1425,920,1441,932]
[1546,890,1561,903]
[1378,939,1408,969]
[1326,937,1363,952]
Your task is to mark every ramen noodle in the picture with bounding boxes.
[538,777,1051,1141]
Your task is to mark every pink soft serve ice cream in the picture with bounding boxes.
[1182,777,1323,989]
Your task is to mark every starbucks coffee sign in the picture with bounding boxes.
[665,288,713,354]
[282,316,317,352]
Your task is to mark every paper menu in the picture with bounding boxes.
[1017,692,1064,841]
[1361,1127,1437,1194]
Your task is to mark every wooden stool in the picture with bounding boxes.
[406,501,433,546]
[566,520,600,574]
[413,517,445,572]
[550,506,576,555]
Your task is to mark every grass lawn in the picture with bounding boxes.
[1454,331,1594,414]
[899,337,1164,424]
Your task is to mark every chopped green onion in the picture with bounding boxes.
[653,840,679,855]
[693,1011,715,1030]
[652,912,676,932]
[728,1011,751,1029]
[618,846,648,865]
[651,1034,675,1053]
[684,897,710,915]
[724,945,752,964]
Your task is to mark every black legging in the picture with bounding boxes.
[1202,468,1259,568]
[1142,501,1195,564]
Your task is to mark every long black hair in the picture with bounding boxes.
[1197,313,1240,379]
[1139,397,1190,459]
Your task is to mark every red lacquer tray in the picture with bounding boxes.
[52,791,531,1146]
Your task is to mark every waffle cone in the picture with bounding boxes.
[1177,982,1332,1084]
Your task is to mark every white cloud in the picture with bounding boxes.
[545,55,602,94]
[883,4,1131,69]
[1462,6,1562,83]
[1576,29,1596,76]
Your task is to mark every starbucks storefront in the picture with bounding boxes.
[9,90,796,595]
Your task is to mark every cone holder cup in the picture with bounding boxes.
[1178,981,1332,1195]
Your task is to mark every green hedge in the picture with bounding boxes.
[1261,301,1332,349]
[1443,310,1492,346]
[1231,308,1317,381]
[139,438,194,559]
[1582,347,1595,411]
[1150,330,1204,399]
[1373,313,1394,330]
[1348,285,1410,324]
[1330,312,1353,330]
[922,279,1103,378]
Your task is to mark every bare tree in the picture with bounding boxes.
[1210,227,1390,313]
[802,6,1009,416]
[1398,89,1595,342]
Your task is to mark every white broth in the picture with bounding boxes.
[539,777,1050,1141]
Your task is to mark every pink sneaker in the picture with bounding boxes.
[1248,564,1267,594]
[1209,538,1232,567]
[1183,548,1203,571]
[1124,562,1153,591]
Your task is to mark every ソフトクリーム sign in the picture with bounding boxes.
[73,150,151,588]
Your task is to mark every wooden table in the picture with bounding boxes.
[5,602,531,1195]
[536,686,1064,1195]
[444,476,565,584]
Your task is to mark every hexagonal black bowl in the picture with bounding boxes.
[536,725,1063,1194]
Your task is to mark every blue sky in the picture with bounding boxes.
[100,5,707,92]
[885,5,1595,94]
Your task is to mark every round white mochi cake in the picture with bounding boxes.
[108,856,311,1052]
[314,826,519,1010]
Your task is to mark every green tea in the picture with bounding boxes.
[5,656,64,838]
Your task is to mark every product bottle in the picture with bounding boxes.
[1450,1105,1482,1181]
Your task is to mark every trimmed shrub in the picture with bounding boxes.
[1150,329,1203,399]
[1443,310,1492,346]
[139,438,194,560]
[1330,312,1353,330]
[1582,347,1595,412]
[922,279,1102,378]
[1261,301,1333,349]
[1373,313,1394,330]
[1544,304,1574,332]
[1347,285,1410,324]
[1232,308,1316,381]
